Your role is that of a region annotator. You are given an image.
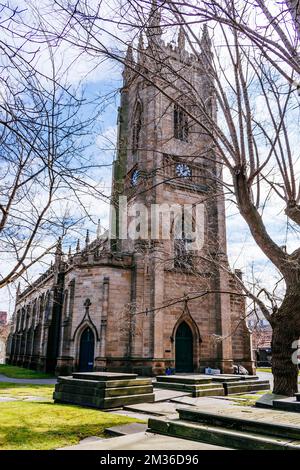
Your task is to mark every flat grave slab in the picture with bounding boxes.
[255,392,286,409]
[124,401,179,417]
[72,372,137,381]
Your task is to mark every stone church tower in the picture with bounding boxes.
[7,11,254,376]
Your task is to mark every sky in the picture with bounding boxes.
[0,0,299,318]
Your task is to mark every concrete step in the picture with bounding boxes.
[177,408,300,440]
[148,417,300,450]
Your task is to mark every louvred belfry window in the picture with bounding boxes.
[174,104,189,142]
[132,102,142,154]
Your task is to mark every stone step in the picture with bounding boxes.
[177,408,300,440]
[148,417,300,450]
[155,381,222,391]
[225,381,270,395]
[55,383,153,398]
[57,377,152,389]
[273,398,300,412]
[212,375,259,382]
[230,379,269,387]
[53,391,154,409]
[72,372,137,381]
[154,382,224,397]
[156,375,212,385]
[193,388,225,397]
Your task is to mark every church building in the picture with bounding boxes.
[6,12,254,376]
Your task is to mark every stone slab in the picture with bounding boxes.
[58,432,230,450]
[156,375,212,385]
[255,393,287,409]
[177,407,300,440]
[57,377,151,389]
[79,436,103,444]
[148,417,300,450]
[55,383,153,398]
[54,391,154,409]
[153,388,191,402]
[105,423,148,436]
[212,375,259,382]
[225,381,270,395]
[72,372,137,381]
[124,401,180,417]
[273,397,300,412]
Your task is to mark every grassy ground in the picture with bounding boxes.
[0,400,143,450]
[0,382,144,450]
[231,390,270,407]
[0,364,53,379]
[0,382,54,400]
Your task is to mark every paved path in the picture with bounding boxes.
[0,374,56,385]
[59,432,230,450]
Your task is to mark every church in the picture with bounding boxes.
[6,14,254,376]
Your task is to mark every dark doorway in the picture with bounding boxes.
[175,321,193,372]
[79,327,95,372]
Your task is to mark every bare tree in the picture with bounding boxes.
[0,2,107,290]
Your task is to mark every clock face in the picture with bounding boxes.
[176,163,192,178]
[131,169,140,186]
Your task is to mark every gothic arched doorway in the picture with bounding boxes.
[175,321,193,372]
[79,327,95,372]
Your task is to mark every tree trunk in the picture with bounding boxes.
[271,287,300,396]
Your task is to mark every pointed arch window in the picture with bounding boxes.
[132,102,142,154]
[174,104,189,142]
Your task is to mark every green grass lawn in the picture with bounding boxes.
[231,390,270,407]
[256,367,272,373]
[0,382,54,399]
[0,400,144,450]
[0,364,53,379]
